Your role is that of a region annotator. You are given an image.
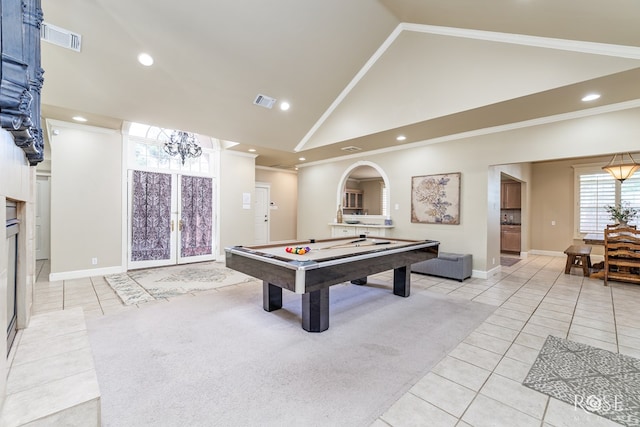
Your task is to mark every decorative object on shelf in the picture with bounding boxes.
[164,130,202,164]
[336,205,343,223]
[411,172,461,224]
[602,152,640,183]
[604,201,638,226]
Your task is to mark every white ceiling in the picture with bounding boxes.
[40,0,640,169]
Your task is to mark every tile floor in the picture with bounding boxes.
[28,255,640,426]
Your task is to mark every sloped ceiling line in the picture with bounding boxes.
[299,99,640,171]
[294,23,640,153]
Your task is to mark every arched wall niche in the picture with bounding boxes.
[336,160,390,218]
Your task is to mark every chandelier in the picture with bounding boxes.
[602,152,640,183]
[164,130,202,165]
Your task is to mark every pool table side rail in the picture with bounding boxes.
[225,240,439,294]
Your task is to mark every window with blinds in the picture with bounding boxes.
[577,169,640,233]
[579,173,615,233]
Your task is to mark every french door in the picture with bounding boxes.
[128,170,215,269]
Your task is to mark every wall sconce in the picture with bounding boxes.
[602,153,640,183]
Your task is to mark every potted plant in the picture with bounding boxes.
[605,201,638,226]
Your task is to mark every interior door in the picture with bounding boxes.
[128,171,215,269]
[254,185,269,244]
[128,170,177,269]
[177,175,215,264]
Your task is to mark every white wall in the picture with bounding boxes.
[0,129,36,412]
[48,122,123,279]
[218,151,256,252]
[297,107,640,275]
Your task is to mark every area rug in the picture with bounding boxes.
[500,256,521,267]
[523,335,640,426]
[104,261,256,305]
[87,280,496,427]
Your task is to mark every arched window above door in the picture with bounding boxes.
[124,121,219,175]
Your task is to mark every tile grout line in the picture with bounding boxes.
[449,258,567,425]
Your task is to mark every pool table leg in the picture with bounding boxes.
[302,288,330,332]
[263,282,282,312]
[393,266,410,297]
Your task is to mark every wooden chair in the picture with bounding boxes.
[603,226,640,286]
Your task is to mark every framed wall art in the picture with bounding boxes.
[411,172,461,224]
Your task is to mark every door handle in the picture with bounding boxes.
[171,220,175,232]
[179,219,184,231]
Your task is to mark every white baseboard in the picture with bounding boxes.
[49,265,125,281]
[529,249,565,257]
[471,265,501,280]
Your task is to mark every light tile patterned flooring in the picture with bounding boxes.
[32,255,640,426]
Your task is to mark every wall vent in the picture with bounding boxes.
[254,94,276,109]
[341,146,362,152]
[41,22,82,52]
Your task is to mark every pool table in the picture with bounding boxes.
[225,237,439,332]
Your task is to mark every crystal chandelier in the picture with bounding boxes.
[164,130,202,165]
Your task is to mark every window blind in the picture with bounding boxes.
[579,173,615,233]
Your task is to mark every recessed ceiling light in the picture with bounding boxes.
[582,93,601,102]
[72,116,87,122]
[396,135,406,141]
[280,101,290,111]
[298,157,306,161]
[137,53,154,66]
[248,149,256,153]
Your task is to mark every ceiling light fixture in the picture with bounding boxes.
[280,101,290,111]
[582,93,600,102]
[298,157,306,161]
[396,135,406,141]
[137,53,154,66]
[602,152,640,183]
[72,116,87,122]
[248,148,256,153]
[164,130,202,165]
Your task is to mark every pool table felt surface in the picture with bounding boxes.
[236,237,426,263]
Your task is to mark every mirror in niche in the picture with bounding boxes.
[338,163,389,218]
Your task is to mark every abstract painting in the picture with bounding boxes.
[411,173,461,224]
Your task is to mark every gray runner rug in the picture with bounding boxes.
[87,280,495,427]
[523,335,640,427]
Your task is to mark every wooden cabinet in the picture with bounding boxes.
[501,225,521,253]
[343,189,363,211]
[501,182,521,209]
[604,226,640,285]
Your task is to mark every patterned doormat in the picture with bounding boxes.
[523,335,640,426]
[105,262,256,305]
[500,257,521,267]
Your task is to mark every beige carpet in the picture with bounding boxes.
[104,261,256,305]
[87,278,496,426]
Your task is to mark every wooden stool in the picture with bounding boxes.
[564,245,592,276]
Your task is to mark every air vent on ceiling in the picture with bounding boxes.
[40,22,82,52]
[254,94,277,109]
[341,146,362,153]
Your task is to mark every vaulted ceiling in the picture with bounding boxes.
[40,0,640,169]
